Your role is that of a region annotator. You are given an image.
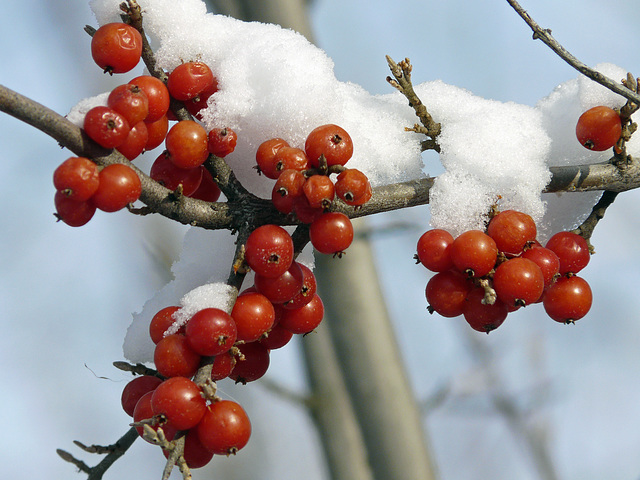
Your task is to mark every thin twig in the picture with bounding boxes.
[57,427,140,480]
[506,0,640,105]
[386,56,441,151]
[113,361,163,378]
[571,190,619,249]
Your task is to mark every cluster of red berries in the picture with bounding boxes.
[120,223,327,468]
[54,22,233,226]
[53,157,142,226]
[417,209,593,333]
[576,105,622,151]
[121,372,250,469]
[257,124,371,255]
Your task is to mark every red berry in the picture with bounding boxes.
[244,224,294,278]
[165,120,209,169]
[305,124,353,168]
[335,168,371,205]
[425,270,472,317]
[278,293,324,334]
[260,323,294,349]
[207,127,237,157]
[107,84,149,126]
[309,212,354,256]
[121,375,163,417]
[166,429,214,469]
[151,377,207,431]
[184,83,218,120]
[189,167,221,202]
[150,151,203,196]
[486,210,537,257]
[149,306,182,344]
[231,292,276,342]
[229,342,270,384]
[576,106,622,151]
[543,275,592,323]
[492,257,545,307]
[271,169,306,214]
[184,308,237,356]
[545,231,590,275]
[293,195,324,224]
[416,229,454,272]
[273,146,310,174]
[84,106,130,149]
[54,191,97,227]
[463,287,508,333]
[283,263,317,310]
[91,23,142,74]
[132,391,178,443]
[521,245,560,288]
[167,61,217,101]
[196,400,251,455]
[129,75,170,122]
[210,351,237,381]
[153,334,201,378]
[91,163,141,212]
[144,114,169,150]
[450,230,497,277]
[255,138,290,179]
[303,174,335,209]
[116,121,148,160]
[254,261,304,304]
[53,157,100,202]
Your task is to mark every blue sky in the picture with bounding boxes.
[1,1,640,479]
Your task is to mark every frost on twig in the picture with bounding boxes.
[386,55,441,152]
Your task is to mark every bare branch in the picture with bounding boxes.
[506,0,640,105]
[386,55,441,151]
[57,427,139,480]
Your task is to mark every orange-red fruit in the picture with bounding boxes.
[53,157,100,202]
[576,106,622,151]
[543,275,592,323]
[196,400,251,455]
[167,61,216,101]
[91,163,141,212]
[91,23,142,74]
[165,120,209,169]
[486,209,537,257]
[492,257,545,307]
[255,138,290,179]
[450,230,498,277]
[425,270,472,317]
[305,124,354,167]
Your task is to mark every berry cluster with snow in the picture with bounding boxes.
[78,0,637,362]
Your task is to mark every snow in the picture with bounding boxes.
[85,0,636,362]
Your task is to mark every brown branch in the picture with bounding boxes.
[2,81,640,224]
[386,55,441,151]
[506,0,640,106]
[57,427,139,480]
[571,190,619,248]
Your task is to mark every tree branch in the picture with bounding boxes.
[506,0,640,106]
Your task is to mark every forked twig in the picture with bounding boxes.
[506,0,640,106]
[386,55,441,152]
